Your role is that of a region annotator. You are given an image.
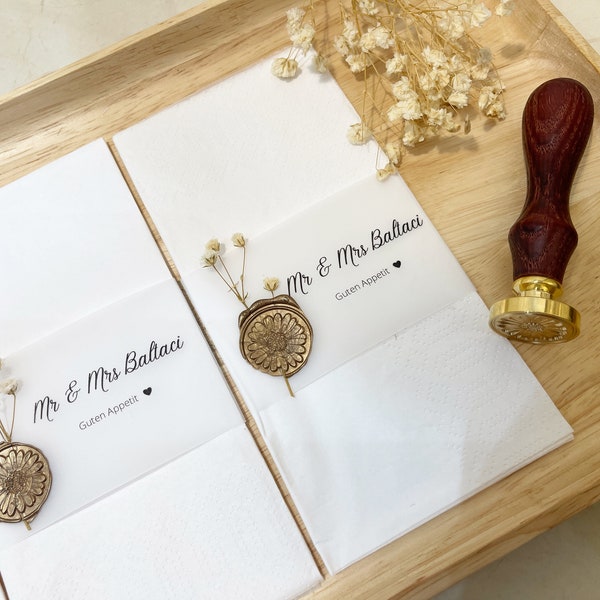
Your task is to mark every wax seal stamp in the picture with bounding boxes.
[0,365,52,529]
[489,78,594,343]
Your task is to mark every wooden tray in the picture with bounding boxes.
[1,1,599,598]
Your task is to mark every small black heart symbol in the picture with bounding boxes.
[393,260,402,268]
[143,387,152,396]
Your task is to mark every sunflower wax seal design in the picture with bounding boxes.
[202,234,313,396]
[0,361,52,530]
[239,294,313,377]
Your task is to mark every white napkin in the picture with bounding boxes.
[114,52,574,574]
[0,140,168,356]
[0,426,320,600]
[0,141,321,598]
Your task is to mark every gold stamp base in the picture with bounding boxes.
[489,277,580,343]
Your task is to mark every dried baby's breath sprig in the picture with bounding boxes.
[496,0,514,16]
[271,5,317,79]
[347,123,372,145]
[274,0,515,171]
[0,379,18,396]
[201,250,218,267]
[231,232,246,248]
[313,53,328,73]
[202,236,248,307]
[376,162,396,181]
[263,277,280,296]
[205,238,221,252]
[272,57,299,79]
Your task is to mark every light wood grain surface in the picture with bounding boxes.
[1,1,600,598]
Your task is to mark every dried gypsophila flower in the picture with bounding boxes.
[376,162,396,181]
[202,249,219,267]
[469,3,492,27]
[313,53,328,73]
[358,0,379,16]
[384,142,402,166]
[385,53,408,77]
[286,6,305,31]
[272,57,299,79]
[263,277,280,293]
[205,238,221,252]
[291,23,316,52]
[496,0,514,16]
[347,123,372,145]
[232,233,246,247]
[274,0,514,176]
[271,5,317,78]
[0,379,18,395]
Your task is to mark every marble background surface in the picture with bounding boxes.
[1,1,600,599]
[1,1,599,96]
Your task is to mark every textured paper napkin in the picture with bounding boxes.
[114,52,573,574]
[0,426,320,600]
[0,140,168,357]
[0,140,321,598]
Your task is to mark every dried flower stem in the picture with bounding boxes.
[213,257,249,308]
[240,245,247,304]
[0,393,16,444]
[202,236,250,307]
[282,371,295,397]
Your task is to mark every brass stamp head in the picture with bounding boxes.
[489,277,580,343]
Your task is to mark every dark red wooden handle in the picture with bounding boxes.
[508,78,594,282]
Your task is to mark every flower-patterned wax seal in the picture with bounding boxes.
[0,362,52,529]
[239,295,313,377]
[0,443,52,527]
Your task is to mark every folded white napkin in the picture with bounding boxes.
[0,426,321,600]
[0,141,168,357]
[0,140,321,598]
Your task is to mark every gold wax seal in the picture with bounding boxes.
[0,442,52,527]
[239,295,313,377]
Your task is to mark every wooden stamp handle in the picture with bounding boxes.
[508,78,594,283]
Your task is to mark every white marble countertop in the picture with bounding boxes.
[1,1,599,96]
